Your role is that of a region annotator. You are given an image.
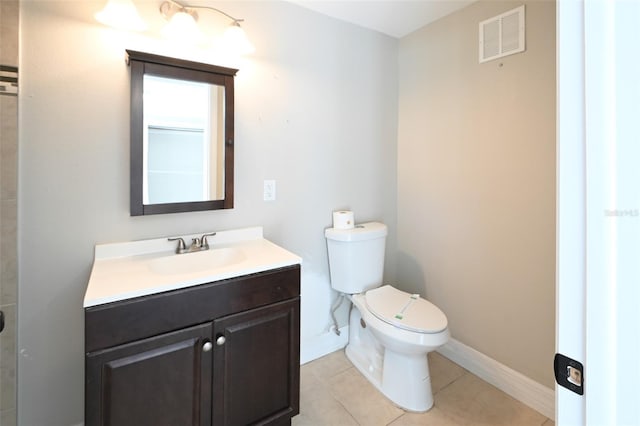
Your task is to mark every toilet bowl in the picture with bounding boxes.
[346,286,449,412]
[325,222,449,412]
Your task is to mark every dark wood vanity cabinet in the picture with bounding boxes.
[85,265,300,426]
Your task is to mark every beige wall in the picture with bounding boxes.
[397,0,556,388]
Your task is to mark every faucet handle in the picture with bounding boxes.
[200,232,217,248]
[168,237,187,254]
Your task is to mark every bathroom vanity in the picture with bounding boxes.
[84,228,301,426]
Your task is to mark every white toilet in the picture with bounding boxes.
[325,222,449,412]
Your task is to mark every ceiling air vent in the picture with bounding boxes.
[479,5,525,63]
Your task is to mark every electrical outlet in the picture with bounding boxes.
[263,180,276,201]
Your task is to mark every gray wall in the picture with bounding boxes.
[397,0,556,388]
[18,1,398,424]
[0,1,18,425]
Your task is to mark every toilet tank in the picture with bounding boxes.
[325,222,388,294]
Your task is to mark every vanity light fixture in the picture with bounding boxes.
[95,0,147,32]
[159,0,255,54]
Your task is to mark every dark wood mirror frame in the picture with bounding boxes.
[126,50,238,216]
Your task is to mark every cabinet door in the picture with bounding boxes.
[213,298,300,425]
[86,323,213,426]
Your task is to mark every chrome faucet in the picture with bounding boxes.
[168,232,217,254]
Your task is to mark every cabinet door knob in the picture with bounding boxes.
[202,341,213,352]
[216,335,226,346]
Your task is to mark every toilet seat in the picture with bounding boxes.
[365,285,447,334]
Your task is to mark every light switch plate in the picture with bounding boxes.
[264,180,276,201]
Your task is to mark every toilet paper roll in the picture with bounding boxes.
[333,210,355,230]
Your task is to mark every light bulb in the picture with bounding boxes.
[162,10,202,43]
[222,23,255,55]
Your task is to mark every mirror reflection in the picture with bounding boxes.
[143,75,225,204]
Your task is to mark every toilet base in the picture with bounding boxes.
[345,307,435,412]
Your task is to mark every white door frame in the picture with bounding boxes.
[556,1,640,424]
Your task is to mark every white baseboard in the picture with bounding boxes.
[300,325,349,365]
[437,338,555,420]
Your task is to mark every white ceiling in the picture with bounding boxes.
[287,1,475,38]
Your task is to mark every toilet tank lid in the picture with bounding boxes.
[325,222,388,242]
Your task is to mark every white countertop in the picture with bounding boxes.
[84,227,302,308]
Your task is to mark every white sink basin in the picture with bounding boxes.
[84,227,302,308]
[148,248,246,275]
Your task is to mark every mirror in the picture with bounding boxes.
[127,50,237,215]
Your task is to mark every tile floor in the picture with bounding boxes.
[293,350,554,426]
